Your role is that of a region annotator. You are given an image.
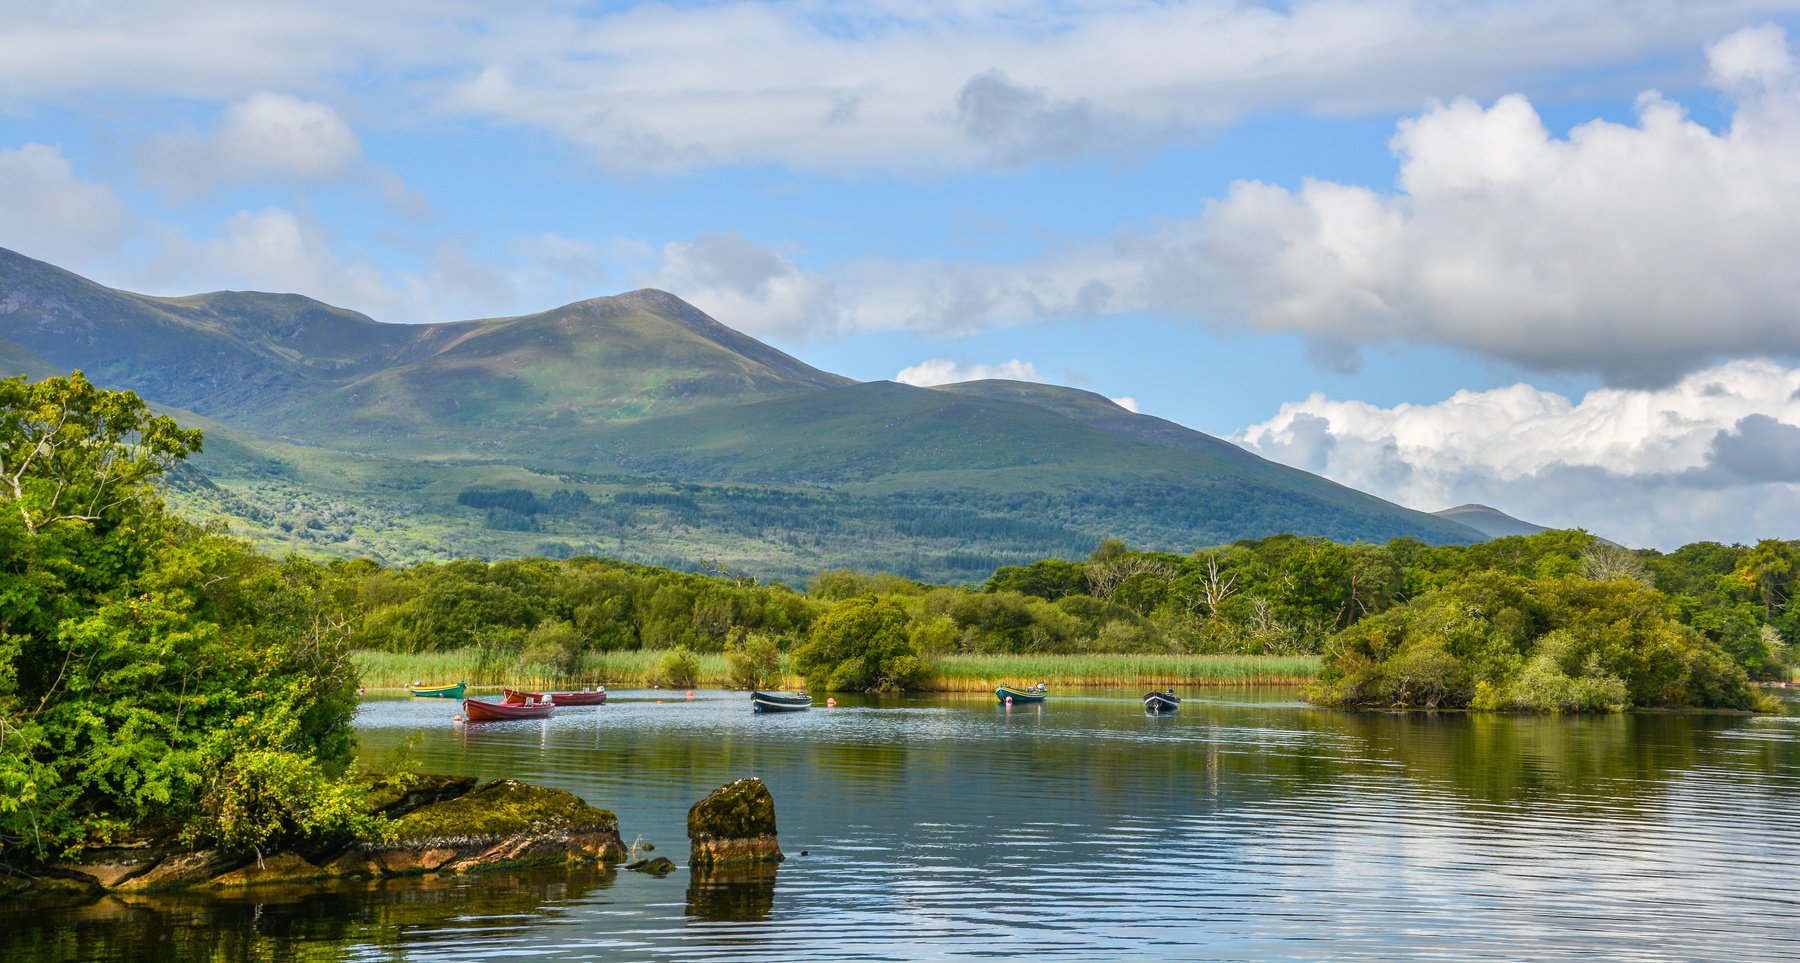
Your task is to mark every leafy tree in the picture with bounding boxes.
[792,596,930,692]
[0,373,372,862]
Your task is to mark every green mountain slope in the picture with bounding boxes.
[2,247,1485,580]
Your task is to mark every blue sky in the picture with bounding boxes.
[5,1,1800,548]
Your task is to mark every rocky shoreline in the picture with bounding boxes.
[2,775,782,907]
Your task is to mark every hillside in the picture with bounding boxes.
[1431,504,1549,539]
[2,247,1485,581]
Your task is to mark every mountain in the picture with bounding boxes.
[1431,504,1547,539]
[1,247,1485,581]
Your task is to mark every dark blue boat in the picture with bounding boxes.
[996,684,1047,704]
[1144,689,1181,714]
[752,690,812,713]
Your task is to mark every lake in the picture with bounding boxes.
[9,687,1800,960]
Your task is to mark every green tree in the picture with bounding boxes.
[792,596,930,692]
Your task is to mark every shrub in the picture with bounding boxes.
[653,647,702,688]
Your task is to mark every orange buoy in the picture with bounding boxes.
[656,699,664,704]
[826,697,837,707]
[686,690,695,698]
[453,714,463,723]
[1004,696,1013,705]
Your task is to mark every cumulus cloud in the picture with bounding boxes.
[894,358,1045,387]
[686,24,1800,383]
[644,232,842,340]
[0,144,134,266]
[4,1,1786,174]
[1136,30,1800,385]
[1234,359,1800,548]
[1110,396,1140,414]
[142,93,364,196]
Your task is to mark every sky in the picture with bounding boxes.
[5,0,1800,549]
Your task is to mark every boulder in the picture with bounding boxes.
[361,778,627,875]
[687,778,783,867]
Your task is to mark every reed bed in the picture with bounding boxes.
[922,653,1320,691]
[353,649,1318,692]
[351,649,792,690]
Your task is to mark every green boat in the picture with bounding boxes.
[996,684,1047,704]
[408,681,466,699]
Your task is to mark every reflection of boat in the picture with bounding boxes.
[409,681,466,698]
[1144,689,1181,714]
[996,684,1047,704]
[751,691,812,713]
[463,697,553,721]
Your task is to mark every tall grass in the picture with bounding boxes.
[924,653,1320,691]
[353,649,1317,691]
[352,649,795,690]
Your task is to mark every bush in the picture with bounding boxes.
[653,647,702,688]
[727,634,784,689]
[792,595,931,692]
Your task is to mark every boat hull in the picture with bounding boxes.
[1144,692,1181,714]
[996,685,1047,703]
[409,682,466,699]
[462,698,553,721]
[550,690,606,706]
[751,691,812,713]
[503,687,544,705]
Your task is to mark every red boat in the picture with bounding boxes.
[503,687,545,705]
[549,689,606,706]
[463,697,553,721]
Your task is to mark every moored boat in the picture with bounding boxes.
[751,690,812,713]
[409,681,466,699]
[996,684,1047,704]
[503,687,545,705]
[549,689,606,706]
[1144,689,1181,714]
[462,697,553,721]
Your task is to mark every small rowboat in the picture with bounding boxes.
[409,681,466,699]
[549,689,606,706]
[1144,689,1181,714]
[503,687,545,705]
[751,691,812,713]
[996,684,1047,704]
[462,697,553,722]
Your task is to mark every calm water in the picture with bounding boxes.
[9,687,1800,961]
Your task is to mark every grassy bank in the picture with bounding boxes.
[352,649,1318,691]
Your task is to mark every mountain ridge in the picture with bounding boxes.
[1,247,1486,580]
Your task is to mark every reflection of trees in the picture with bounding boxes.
[687,862,779,921]
[2,866,617,961]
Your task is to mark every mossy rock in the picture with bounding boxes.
[393,779,616,844]
[687,778,778,841]
[688,779,782,867]
[362,773,479,819]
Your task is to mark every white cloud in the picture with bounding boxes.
[142,93,364,196]
[894,359,1044,387]
[4,2,1795,174]
[1110,396,1140,413]
[683,24,1800,384]
[645,232,842,340]
[0,144,134,266]
[1134,29,1800,385]
[1234,359,1800,548]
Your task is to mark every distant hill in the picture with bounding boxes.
[1431,504,1548,539]
[1,246,1486,581]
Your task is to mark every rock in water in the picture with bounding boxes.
[353,778,629,876]
[687,778,783,867]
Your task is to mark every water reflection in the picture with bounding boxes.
[687,862,780,922]
[7,689,1799,961]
